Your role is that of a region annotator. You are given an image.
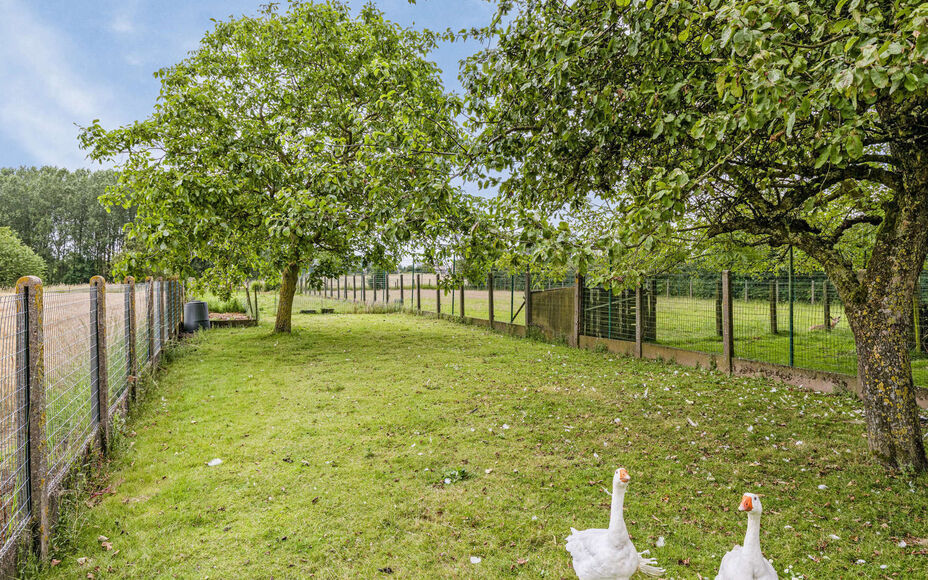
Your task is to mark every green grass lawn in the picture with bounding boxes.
[37,310,928,578]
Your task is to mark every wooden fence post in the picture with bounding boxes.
[769,279,778,334]
[353,274,357,302]
[524,271,532,328]
[635,284,643,358]
[126,277,138,402]
[722,270,733,374]
[436,276,441,314]
[385,273,390,304]
[417,274,422,311]
[488,273,494,326]
[90,276,110,454]
[15,276,50,561]
[400,274,405,306]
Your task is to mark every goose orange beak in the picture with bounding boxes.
[618,468,630,483]
[739,495,753,512]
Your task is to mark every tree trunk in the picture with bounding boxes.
[846,290,928,473]
[274,262,299,333]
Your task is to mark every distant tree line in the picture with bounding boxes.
[0,167,132,285]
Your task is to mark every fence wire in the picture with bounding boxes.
[106,284,129,413]
[43,289,95,485]
[136,283,150,367]
[153,281,162,357]
[582,285,637,341]
[0,295,29,558]
[642,274,723,355]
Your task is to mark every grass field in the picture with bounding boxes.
[36,309,928,579]
[310,287,928,388]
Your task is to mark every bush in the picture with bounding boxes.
[0,227,46,287]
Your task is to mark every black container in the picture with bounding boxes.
[184,301,211,332]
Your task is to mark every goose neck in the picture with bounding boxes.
[743,512,762,553]
[608,486,628,538]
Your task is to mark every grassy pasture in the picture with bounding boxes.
[307,286,928,387]
[37,310,928,579]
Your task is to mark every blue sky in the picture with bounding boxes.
[0,0,496,169]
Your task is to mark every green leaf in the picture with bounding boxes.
[870,68,889,89]
[846,133,863,159]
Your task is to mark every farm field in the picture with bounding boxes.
[39,311,928,579]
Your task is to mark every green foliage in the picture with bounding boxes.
[80,1,472,323]
[200,293,246,314]
[463,0,928,289]
[0,168,132,284]
[0,226,46,286]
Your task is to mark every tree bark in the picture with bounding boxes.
[274,262,299,333]
[846,286,928,473]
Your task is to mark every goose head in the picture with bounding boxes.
[612,467,631,490]
[739,492,762,514]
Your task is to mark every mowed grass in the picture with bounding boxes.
[316,287,928,387]
[40,311,928,578]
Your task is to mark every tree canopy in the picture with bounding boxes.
[81,1,471,332]
[0,167,131,284]
[0,226,46,287]
[463,0,928,471]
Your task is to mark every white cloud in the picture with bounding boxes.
[110,14,135,34]
[0,0,118,167]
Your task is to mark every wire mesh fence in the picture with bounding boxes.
[0,294,30,558]
[0,277,178,563]
[153,280,162,358]
[137,282,150,365]
[106,284,129,414]
[582,285,637,342]
[43,289,95,485]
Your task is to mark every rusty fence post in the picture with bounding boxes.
[126,277,138,403]
[722,270,734,374]
[90,276,110,454]
[15,276,50,561]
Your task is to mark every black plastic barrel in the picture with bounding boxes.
[183,301,211,332]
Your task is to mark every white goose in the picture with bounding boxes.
[566,467,665,579]
[715,493,777,579]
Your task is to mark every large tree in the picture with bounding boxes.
[81,1,468,332]
[464,0,928,471]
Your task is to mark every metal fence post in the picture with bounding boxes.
[635,284,643,358]
[459,282,465,318]
[126,277,138,402]
[90,276,110,453]
[524,271,532,328]
[573,274,583,347]
[15,276,50,561]
[722,270,733,374]
[488,273,494,327]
